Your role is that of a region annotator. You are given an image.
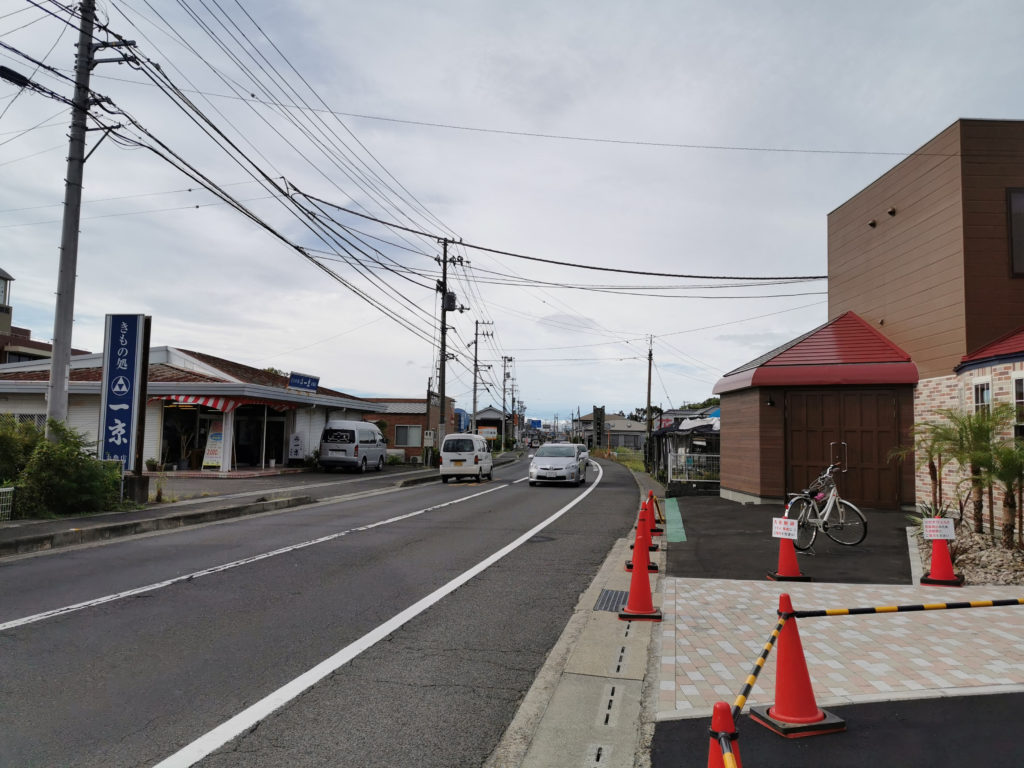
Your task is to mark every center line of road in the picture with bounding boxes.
[0,484,508,633]
[154,462,603,768]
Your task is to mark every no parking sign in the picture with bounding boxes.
[772,517,798,540]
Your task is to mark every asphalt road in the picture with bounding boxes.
[0,457,638,768]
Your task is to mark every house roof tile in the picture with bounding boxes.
[714,311,918,393]
[956,325,1024,370]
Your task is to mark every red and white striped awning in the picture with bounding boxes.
[149,395,299,413]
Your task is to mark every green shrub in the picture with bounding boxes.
[0,416,44,483]
[14,421,122,518]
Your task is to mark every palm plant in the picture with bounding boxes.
[935,404,1014,535]
[890,418,960,514]
[983,438,1024,548]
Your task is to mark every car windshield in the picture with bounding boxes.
[535,445,575,458]
[443,438,475,453]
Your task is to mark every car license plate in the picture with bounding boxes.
[329,449,346,456]
[453,460,464,466]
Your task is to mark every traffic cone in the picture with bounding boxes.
[626,514,658,573]
[767,537,812,582]
[618,529,662,622]
[749,594,845,738]
[631,500,660,552]
[920,539,964,586]
[647,491,664,536]
[707,701,742,768]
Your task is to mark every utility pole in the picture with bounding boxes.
[45,0,96,438]
[501,355,513,450]
[645,335,654,471]
[469,320,493,432]
[26,1,134,438]
[509,379,517,447]
[435,238,465,454]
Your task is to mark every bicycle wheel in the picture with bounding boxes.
[790,497,817,551]
[824,500,867,545]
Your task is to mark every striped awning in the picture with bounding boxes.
[149,395,299,413]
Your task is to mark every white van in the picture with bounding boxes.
[319,420,386,473]
[439,433,493,483]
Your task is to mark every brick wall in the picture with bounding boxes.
[913,364,1024,532]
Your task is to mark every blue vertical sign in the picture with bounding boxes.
[98,314,144,470]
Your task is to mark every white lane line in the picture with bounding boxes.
[0,484,508,633]
[153,463,604,768]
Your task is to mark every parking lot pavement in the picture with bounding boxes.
[663,495,913,584]
[650,493,1024,766]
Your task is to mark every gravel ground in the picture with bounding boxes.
[918,528,1024,585]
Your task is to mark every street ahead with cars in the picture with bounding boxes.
[0,455,635,768]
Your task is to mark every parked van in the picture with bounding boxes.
[319,420,386,472]
[439,433,493,483]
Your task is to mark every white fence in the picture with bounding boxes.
[0,486,12,521]
[668,453,720,483]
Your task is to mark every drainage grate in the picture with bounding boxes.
[594,589,629,612]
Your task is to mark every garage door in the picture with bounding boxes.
[785,389,901,509]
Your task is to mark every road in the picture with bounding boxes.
[0,457,638,768]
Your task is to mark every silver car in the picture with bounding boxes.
[529,443,587,487]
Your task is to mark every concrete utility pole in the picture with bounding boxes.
[45,0,96,437]
[645,336,654,471]
[469,320,493,432]
[501,355,513,449]
[509,379,516,447]
[436,239,465,453]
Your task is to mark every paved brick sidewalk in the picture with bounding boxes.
[656,577,1024,721]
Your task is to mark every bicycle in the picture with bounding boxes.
[786,464,867,550]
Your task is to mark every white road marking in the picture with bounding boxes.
[153,463,604,768]
[0,484,507,633]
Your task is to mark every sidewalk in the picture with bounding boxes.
[648,485,1024,766]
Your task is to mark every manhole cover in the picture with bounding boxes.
[594,589,629,612]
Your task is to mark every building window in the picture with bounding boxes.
[395,425,422,447]
[1015,378,1024,440]
[974,381,991,414]
[1011,189,1024,277]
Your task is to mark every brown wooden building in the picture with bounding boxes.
[715,118,1024,511]
[714,312,917,509]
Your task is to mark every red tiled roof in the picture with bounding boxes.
[957,326,1024,370]
[714,311,918,393]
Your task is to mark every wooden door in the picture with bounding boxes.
[785,389,901,509]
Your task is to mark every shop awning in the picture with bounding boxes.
[149,395,300,413]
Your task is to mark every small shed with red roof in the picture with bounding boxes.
[713,312,918,509]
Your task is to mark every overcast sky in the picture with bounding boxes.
[3,1,1024,423]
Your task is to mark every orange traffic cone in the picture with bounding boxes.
[631,500,660,552]
[707,701,742,768]
[767,538,812,582]
[920,539,964,586]
[627,512,658,573]
[647,491,664,536]
[618,528,662,622]
[749,594,845,738]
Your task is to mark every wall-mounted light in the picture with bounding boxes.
[867,219,877,228]
[765,394,775,407]
[887,207,897,216]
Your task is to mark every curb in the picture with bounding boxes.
[0,495,314,557]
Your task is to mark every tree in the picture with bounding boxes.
[628,405,663,423]
[984,438,1024,548]
[934,404,1014,536]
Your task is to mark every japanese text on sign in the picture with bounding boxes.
[772,517,798,540]
[922,517,956,540]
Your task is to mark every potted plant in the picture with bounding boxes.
[145,458,159,472]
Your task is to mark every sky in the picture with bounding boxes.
[3,1,1024,424]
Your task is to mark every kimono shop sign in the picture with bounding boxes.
[98,314,145,471]
[287,371,319,393]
